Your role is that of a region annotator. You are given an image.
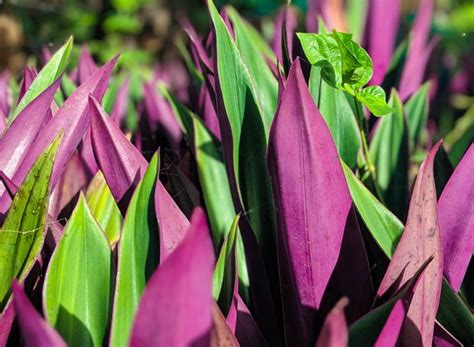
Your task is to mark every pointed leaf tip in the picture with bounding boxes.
[268,58,352,344]
[130,207,214,347]
[12,281,66,347]
[377,141,443,346]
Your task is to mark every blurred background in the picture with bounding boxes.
[0,0,473,148]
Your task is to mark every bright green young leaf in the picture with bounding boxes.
[10,37,73,122]
[0,135,61,309]
[297,32,342,88]
[332,31,373,90]
[213,214,239,312]
[86,171,122,247]
[342,161,403,257]
[404,81,430,148]
[110,153,159,346]
[356,86,392,116]
[43,195,112,347]
[369,90,409,218]
[227,7,278,127]
[309,66,360,168]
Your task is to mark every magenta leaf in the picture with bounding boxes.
[110,75,130,125]
[438,144,473,291]
[399,0,435,100]
[155,182,190,261]
[377,142,443,346]
[368,0,400,85]
[10,56,118,193]
[315,298,348,347]
[76,44,98,85]
[143,81,182,147]
[0,302,15,346]
[267,58,352,344]
[18,67,38,104]
[130,208,215,347]
[12,281,66,347]
[89,95,147,201]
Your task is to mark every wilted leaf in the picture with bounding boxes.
[43,195,112,347]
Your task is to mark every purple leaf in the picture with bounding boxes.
[183,21,213,74]
[10,56,118,193]
[315,298,348,347]
[198,85,221,140]
[11,281,66,347]
[155,182,190,261]
[143,82,182,147]
[433,324,463,347]
[0,72,10,117]
[111,76,130,125]
[267,59,352,344]
[368,0,400,85]
[272,6,297,66]
[89,95,147,201]
[18,67,38,104]
[438,144,473,291]
[399,0,435,100]
[377,142,443,346]
[0,171,18,198]
[79,129,99,176]
[0,78,61,203]
[130,208,215,347]
[0,302,14,346]
[211,302,239,347]
[76,44,98,85]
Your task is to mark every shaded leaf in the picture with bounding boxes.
[12,281,66,347]
[405,82,430,148]
[315,298,348,347]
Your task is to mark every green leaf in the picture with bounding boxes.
[332,31,373,90]
[404,82,430,148]
[43,195,112,347]
[369,90,409,218]
[438,280,474,346]
[208,1,277,291]
[86,171,122,247]
[227,7,278,129]
[445,105,474,166]
[102,75,124,114]
[356,86,392,116]
[341,161,403,258]
[61,74,77,98]
[309,66,360,168]
[10,37,73,122]
[110,152,159,346]
[213,214,239,312]
[0,135,61,309]
[297,32,342,88]
[346,0,368,43]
